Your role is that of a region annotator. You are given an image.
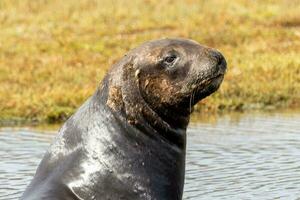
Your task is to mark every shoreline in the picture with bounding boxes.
[1,105,299,128]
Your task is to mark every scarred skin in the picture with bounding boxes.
[21,38,226,200]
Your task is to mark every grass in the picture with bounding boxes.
[0,0,299,123]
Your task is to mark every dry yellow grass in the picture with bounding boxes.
[0,0,299,123]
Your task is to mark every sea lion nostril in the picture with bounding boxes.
[209,50,226,71]
[210,50,223,64]
[218,55,224,66]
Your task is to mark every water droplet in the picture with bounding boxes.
[92,151,98,159]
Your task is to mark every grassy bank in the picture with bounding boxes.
[0,0,299,123]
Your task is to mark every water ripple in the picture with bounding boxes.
[184,112,300,199]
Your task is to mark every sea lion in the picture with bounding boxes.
[21,38,226,200]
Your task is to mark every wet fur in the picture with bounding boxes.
[21,38,226,200]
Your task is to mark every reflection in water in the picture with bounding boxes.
[0,112,300,199]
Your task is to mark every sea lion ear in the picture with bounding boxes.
[104,56,137,114]
[120,56,144,124]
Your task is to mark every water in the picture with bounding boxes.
[0,111,300,199]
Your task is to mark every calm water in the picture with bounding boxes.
[0,111,300,199]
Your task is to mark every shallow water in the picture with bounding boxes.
[0,111,300,199]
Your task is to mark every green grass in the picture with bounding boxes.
[0,0,299,123]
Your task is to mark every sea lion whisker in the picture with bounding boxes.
[189,89,195,113]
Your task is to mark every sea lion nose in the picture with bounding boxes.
[210,50,227,72]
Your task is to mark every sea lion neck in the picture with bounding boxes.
[100,68,187,149]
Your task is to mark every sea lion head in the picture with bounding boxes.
[105,38,226,130]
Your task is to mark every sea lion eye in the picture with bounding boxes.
[162,54,178,67]
[164,55,177,64]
